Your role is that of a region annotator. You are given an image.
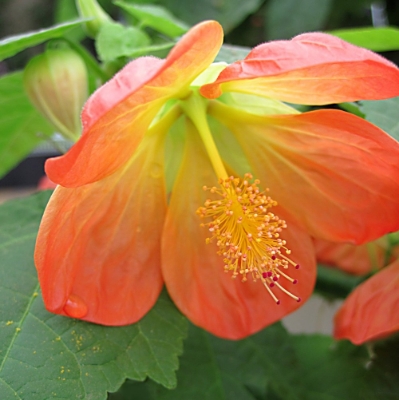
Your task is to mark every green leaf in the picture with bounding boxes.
[0,71,54,179]
[123,42,175,59]
[290,335,374,400]
[0,19,86,62]
[289,334,399,400]
[265,0,333,39]
[358,96,399,141]
[0,192,188,399]
[215,44,250,64]
[115,2,188,37]
[160,0,263,33]
[339,102,365,118]
[118,323,302,400]
[368,335,399,398]
[110,326,399,400]
[54,0,86,43]
[163,325,265,399]
[96,22,151,62]
[108,379,155,399]
[247,323,303,400]
[328,27,399,52]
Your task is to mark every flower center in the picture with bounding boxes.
[180,92,300,304]
[197,173,301,304]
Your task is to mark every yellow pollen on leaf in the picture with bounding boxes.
[197,173,301,305]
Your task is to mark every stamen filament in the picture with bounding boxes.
[262,279,280,304]
[276,268,298,284]
[197,175,301,305]
[273,281,301,302]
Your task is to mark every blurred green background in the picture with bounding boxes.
[1,0,399,73]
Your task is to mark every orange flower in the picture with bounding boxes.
[34,20,399,339]
[334,258,399,344]
[314,236,398,276]
[318,233,399,344]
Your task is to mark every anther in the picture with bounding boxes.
[197,174,300,306]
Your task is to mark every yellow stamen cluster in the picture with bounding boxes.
[196,173,301,304]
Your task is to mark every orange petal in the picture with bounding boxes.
[314,237,397,276]
[210,105,399,244]
[37,175,57,190]
[35,132,167,325]
[201,32,399,104]
[161,121,316,339]
[334,259,399,344]
[46,20,224,188]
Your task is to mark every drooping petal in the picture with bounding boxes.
[314,237,394,276]
[201,32,399,104]
[35,132,167,325]
[46,20,224,188]
[161,121,316,339]
[209,104,399,244]
[334,259,399,344]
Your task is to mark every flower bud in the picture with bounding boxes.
[76,0,113,38]
[23,48,88,142]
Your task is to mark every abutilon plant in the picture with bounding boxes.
[314,236,399,276]
[34,20,399,339]
[24,47,88,142]
[334,258,399,345]
[315,234,399,344]
[75,0,112,38]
